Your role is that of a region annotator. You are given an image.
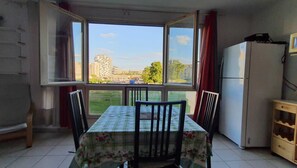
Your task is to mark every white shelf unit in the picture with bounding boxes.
[0,27,27,76]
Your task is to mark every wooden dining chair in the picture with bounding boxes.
[0,84,34,148]
[68,90,89,150]
[134,100,186,168]
[195,90,219,168]
[124,86,148,106]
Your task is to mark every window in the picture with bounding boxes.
[39,1,85,85]
[88,24,163,84]
[40,2,200,115]
[89,90,122,115]
[166,15,195,85]
[168,91,196,114]
[89,89,162,115]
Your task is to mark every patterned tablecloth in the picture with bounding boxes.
[70,106,210,168]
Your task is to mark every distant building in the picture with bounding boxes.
[92,54,112,78]
[89,62,100,77]
[74,62,82,80]
[112,66,120,74]
[128,70,143,75]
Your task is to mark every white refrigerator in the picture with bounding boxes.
[219,42,285,148]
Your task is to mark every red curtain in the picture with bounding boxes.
[60,86,77,128]
[193,11,217,122]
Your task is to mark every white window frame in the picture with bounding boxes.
[164,12,199,89]
[39,0,87,86]
[39,2,200,115]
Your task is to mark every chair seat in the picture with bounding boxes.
[0,123,27,134]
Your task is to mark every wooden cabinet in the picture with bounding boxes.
[271,100,297,164]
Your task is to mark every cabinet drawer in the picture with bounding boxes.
[271,137,294,161]
[275,103,297,113]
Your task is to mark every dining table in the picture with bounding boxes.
[70,105,210,168]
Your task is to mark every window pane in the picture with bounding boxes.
[167,16,194,84]
[168,91,196,114]
[126,90,161,105]
[89,90,122,115]
[88,24,163,84]
[39,1,84,85]
[148,91,162,101]
[73,22,83,81]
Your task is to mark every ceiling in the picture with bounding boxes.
[64,0,278,15]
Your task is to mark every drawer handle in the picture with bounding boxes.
[278,145,285,150]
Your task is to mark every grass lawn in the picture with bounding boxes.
[89,90,192,115]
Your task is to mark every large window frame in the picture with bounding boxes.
[40,2,200,116]
[85,12,199,117]
[39,0,87,86]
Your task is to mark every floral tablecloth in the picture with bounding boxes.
[70,106,210,168]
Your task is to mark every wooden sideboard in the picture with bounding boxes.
[271,100,297,164]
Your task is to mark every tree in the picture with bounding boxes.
[168,60,186,80]
[142,67,151,83]
[150,62,162,83]
[142,61,162,84]
[89,74,101,83]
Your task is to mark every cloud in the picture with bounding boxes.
[99,33,116,38]
[118,56,130,60]
[134,52,162,60]
[96,48,114,54]
[152,52,162,57]
[176,35,190,45]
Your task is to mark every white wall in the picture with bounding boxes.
[0,1,59,127]
[250,0,297,100]
[217,14,251,60]
[215,14,251,91]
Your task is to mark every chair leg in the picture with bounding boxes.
[26,123,33,147]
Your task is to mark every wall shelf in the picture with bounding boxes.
[0,26,27,79]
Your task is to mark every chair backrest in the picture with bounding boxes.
[0,84,31,127]
[196,90,219,142]
[68,90,89,150]
[124,86,148,106]
[134,100,186,168]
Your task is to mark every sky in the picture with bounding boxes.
[87,23,193,71]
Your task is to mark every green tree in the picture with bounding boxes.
[142,67,151,83]
[168,60,186,80]
[142,61,162,84]
[150,62,162,83]
[89,74,101,83]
